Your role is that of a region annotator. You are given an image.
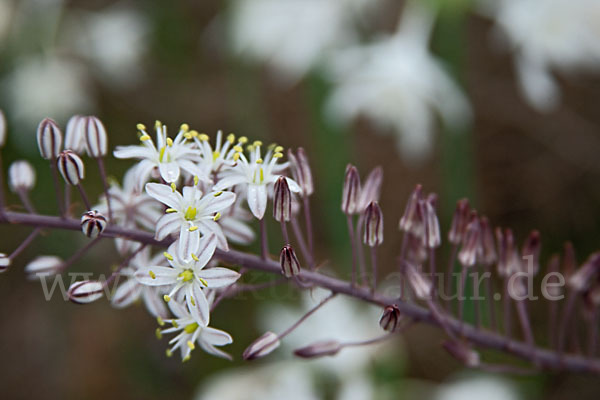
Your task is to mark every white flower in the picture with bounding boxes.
[194,130,248,182]
[145,182,236,250]
[434,376,520,400]
[113,121,203,185]
[111,248,168,318]
[214,141,300,219]
[134,236,240,326]
[159,298,234,361]
[219,197,256,245]
[326,2,471,162]
[230,0,379,83]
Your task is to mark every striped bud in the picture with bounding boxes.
[65,115,86,153]
[521,230,541,275]
[399,184,423,234]
[479,217,497,266]
[294,340,341,359]
[287,148,314,196]
[57,150,85,185]
[404,262,432,299]
[82,116,108,157]
[442,340,480,367]
[24,256,63,280]
[36,118,62,159]
[458,212,481,267]
[379,305,401,332]
[357,166,383,212]
[8,160,36,192]
[422,197,440,248]
[0,108,6,147]
[280,245,301,277]
[243,331,280,360]
[341,164,360,214]
[363,201,383,247]
[569,252,600,292]
[0,253,10,273]
[448,198,470,244]
[81,210,107,238]
[273,176,291,222]
[68,280,104,304]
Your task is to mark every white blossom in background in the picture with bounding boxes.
[434,375,521,400]
[219,196,256,245]
[326,2,471,162]
[194,131,248,182]
[229,0,380,83]
[481,0,600,112]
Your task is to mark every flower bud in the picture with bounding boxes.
[399,184,423,234]
[0,108,6,147]
[357,166,383,211]
[294,340,342,359]
[81,210,107,238]
[242,331,280,360]
[497,228,521,277]
[448,199,470,244]
[379,305,401,332]
[341,164,360,214]
[57,150,85,185]
[0,253,10,273]
[24,255,63,280]
[65,115,86,153]
[280,245,301,277]
[458,212,481,268]
[545,254,563,298]
[288,148,313,197]
[68,280,104,304]
[479,217,497,266]
[37,118,62,159]
[521,230,541,275]
[83,116,108,157]
[8,160,36,193]
[569,252,600,292]
[404,262,432,299]
[442,340,480,367]
[273,176,291,222]
[422,197,440,248]
[363,201,383,247]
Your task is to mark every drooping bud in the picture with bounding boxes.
[280,245,301,277]
[8,160,36,193]
[379,305,401,332]
[81,210,107,238]
[479,217,497,266]
[442,340,480,367]
[448,199,470,245]
[0,253,10,272]
[363,201,384,247]
[357,166,383,211]
[404,262,432,299]
[273,176,291,222]
[341,164,360,214]
[24,256,63,280]
[458,212,481,267]
[545,254,563,299]
[65,115,86,153]
[568,252,600,292]
[57,150,85,185]
[287,148,314,197]
[521,230,541,275]
[0,108,6,147]
[399,184,423,235]
[422,197,441,248]
[36,118,62,159]
[242,331,280,360]
[67,280,104,304]
[497,228,521,277]
[294,340,342,359]
[82,116,108,157]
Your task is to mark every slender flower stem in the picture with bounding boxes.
[588,309,599,358]
[280,219,290,245]
[58,236,102,272]
[259,217,269,260]
[503,277,512,338]
[96,157,113,221]
[49,159,65,217]
[278,292,336,340]
[485,265,497,331]
[549,297,558,350]
[302,197,314,266]
[211,277,288,311]
[342,332,395,348]
[355,214,368,285]
[16,189,36,214]
[445,244,458,308]
[291,217,311,265]
[370,247,377,292]
[103,243,146,287]
[76,184,92,211]
[558,292,578,354]
[64,185,71,217]
[1,211,600,374]
[8,228,41,260]
[516,300,537,363]
[458,265,468,327]
[346,215,358,286]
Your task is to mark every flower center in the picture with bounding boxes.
[184,323,199,334]
[179,269,194,282]
[184,206,197,221]
[159,146,172,163]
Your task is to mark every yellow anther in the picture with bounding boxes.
[163,252,174,261]
[163,294,171,302]
[182,355,190,363]
[246,145,254,152]
[184,206,197,221]
[166,349,173,358]
[157,316,165,326]
[187,340,195,350]
[149,271,156,279]
[140,134,151,141]
[213,191,223,197]
[199,277,208,287]
[184,132,193,140]
[233,145,243,152]
[136,123,146,131]
[274,146,284,153]
[238,136,248,144]
[166,208,177,213]
[170,182,177,192]
[166,137,173,147]
[190,130,199,137]
[227,133,235,144]
[179,269,194,282]
[159,146,166,162]
[233,152,240,162]
[191,253,199,262]
[155,328,163,339]
[180,123,189,132]
[213,212,221,221]
[190,296,196,306]
[189,226,198,232]
[267,143,277,151]
[253,140,263,147]
[273,152,283,158]
[198,133,209,141]
[172,320,179,328]
[213,151,220,161]
[155,120,162,129]
[256,158,263,164]
[194,176,199,186]
[184,322,199,333]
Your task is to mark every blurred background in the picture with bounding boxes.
[1,0,600,398]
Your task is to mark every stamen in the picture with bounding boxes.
[140,134,151,141]
[238,136,248,144]
[166,208,177,213]
[194,176,199,186]
[187,340,195,350]
[273,152,283,158]
[256,158,263,164]
[136,123,146,131]
[189,226,198,232]
[166,349,173,358]
[180,123,189,132]
[159,146,166,162]
[155,120,162,129]
[213,191,223,197]
[166,138,173,147]
[253,140,263,147]
[170,182,177,192]
[184,206,197,221]
[233,152,240,161]
[179,269,194,282]
[163,252,174,261]
[184,322,199,333]
[227,133,235,144]
[198,133,209,141]
[163,294,171,302]
[233,145,243,152]
[157,316,165,326]
[190,296,196,306]
[213,151,220,161]
[191,253,199,262]
[213,212,221,221]
[260,167,264,183]
[274,145,284,153]
[155,328,163,339]
[199,277,208,287]
[149,271,156,279]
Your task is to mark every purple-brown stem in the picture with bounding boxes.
[64,185,71,217]
[96,157,113,222]
[291,216,311,266]
[103,243,147,287]
[280,219,290,245]
[355,214,368,285]
[278,292,336,340]
[302,197,314,267]
[558,291,577,354]
[445,243,459,310]
[57,236,102,273]
[503,277,512,338]
[485,265,497,331]
[370,246,377,292]
[259,217,269,260]
[16,189,36,214]
[516,299,537,363]
[8,227,41,260]
[49,158,65,217]
[76,183,92,211]
[346,214,358,286]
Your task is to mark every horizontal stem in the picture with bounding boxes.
[1,210,599,374]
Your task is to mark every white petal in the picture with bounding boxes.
[285,177,301,193]
[198,267,240,288]
[188,284,210,326]
[142,288,169,318]
[145,183,182,209]
[111,278,142,308]
[247,184,267,219]
[113,145,155,160]
[198,220,229,251]
[201,191,236,214]
[194,233,218,268]
[199,343,232,360]
[155,213,181,240]
[167,298,189,319]
[158,161,180,183]
[135,266,177,286]
[201,326,233,346]
[213,174,247,191]
[220,217,255,245]
[177,227,200,261]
